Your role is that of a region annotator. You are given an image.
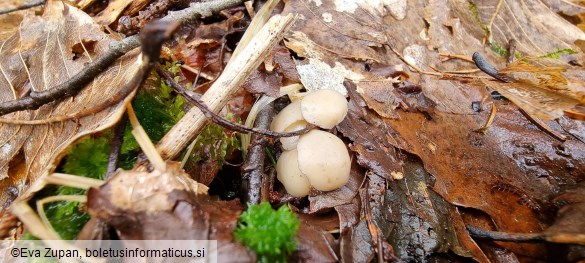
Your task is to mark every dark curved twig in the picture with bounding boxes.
[157,67,313,137]
[0,0,242,117]
[0,0,45,15]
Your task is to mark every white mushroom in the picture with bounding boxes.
[270,100,304,132]
[280,121,307,150]
[296,130,351,191]
[276,149,311,197]
[300,89,348,129]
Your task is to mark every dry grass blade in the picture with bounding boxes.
[127,103,166,172]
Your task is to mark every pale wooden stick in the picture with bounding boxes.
[155,14,297,160]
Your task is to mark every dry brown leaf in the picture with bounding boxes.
[87,161,253,260]
[292,212,339,262]
[308,160,365,213]
[454,0,585,55]
[542,0,585,16]
[488,60,585,120]
[0,0,140,210]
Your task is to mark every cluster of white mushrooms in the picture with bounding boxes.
[270,89,351,197]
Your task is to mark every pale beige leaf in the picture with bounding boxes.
[0,0,140,209]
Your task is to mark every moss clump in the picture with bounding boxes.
[234,202,300,263]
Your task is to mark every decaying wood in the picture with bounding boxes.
[154,13,297,160]
[241,102,275,204]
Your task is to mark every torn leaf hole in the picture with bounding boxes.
[71,40,97,60]
[443,24,454,35]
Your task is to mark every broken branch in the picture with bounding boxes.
[154,14,297,160]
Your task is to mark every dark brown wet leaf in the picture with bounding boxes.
[0,1,140,210]
[337,83,405,181]
[87,161,254,261]
[357,79,434,119]
[545,182,585,261]
[339,174,395,263]
[272,44,300,83]
[242,45,299,97]
[242,66,283,97]
[308,160,364,213]
[387,158,489,261]
[183,144,221,186]
[292,212,339,262]
[546,181,585,237]
[282,0,585,260]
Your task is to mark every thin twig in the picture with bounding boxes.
[468,226,585,246]
[429,64,480,74]
[486,0,504,43]
[519,108,567,141]
[0,36,139,117]
[0,20,181,125]
[0,0,45,15]
[439,53,474,63]
[157,67,312,137]
[106,114,128,178]
[467,226,545,243]
[0,64,146,124]
[0,0,242,117]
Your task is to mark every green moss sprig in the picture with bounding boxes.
[234,202,300,263]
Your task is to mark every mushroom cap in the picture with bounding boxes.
[270,100,304,132]
[296,130,351,191]
[300,89,348,129]
[280,121,308,150]
[276,149,311,197]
